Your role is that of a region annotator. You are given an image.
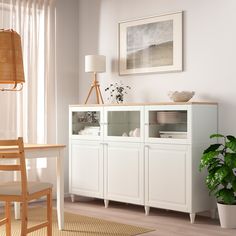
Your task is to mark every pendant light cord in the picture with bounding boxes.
[1,0,3,28]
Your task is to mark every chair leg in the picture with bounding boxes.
[47,189,53,236]
[5,201,11,236]
[21,202,28,236]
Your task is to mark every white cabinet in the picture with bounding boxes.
[143,104,217,223]
[104,142,144,206]
[145,144,190,212]
[69,105,144,205]
[69,140,103,199]
[69,103,217,223]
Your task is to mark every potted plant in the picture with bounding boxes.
[199,134,236,228]
[105,81,131,104]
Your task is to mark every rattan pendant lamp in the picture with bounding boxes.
[0,29,25,91]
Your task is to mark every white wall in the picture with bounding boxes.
[78,0,102,104]
[56,0,79,193]
[78,0,236,136]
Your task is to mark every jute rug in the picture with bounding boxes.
[0,207,154,235]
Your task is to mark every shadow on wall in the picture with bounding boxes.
[78,0,102,104]
[200,93,236,136]
[217,99,236,136]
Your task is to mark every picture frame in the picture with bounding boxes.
[119,11,183,75]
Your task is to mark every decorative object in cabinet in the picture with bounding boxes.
[76,111,100,123]
[148,110,187,139]
[159,131,187,139]
[105,109,142,140]
[72,111,100,136]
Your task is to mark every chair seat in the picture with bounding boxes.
[0,181,53,196]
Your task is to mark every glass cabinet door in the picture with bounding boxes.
[104,107,143,141]
[70,108,102,140]
[145,107,188,142]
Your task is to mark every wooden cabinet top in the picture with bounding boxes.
[69,102,217,107]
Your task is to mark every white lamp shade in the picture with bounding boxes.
[85,55,106,73]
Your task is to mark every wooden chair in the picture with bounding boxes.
[0,137,53,236]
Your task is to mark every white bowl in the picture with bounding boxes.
[168,91,195,102]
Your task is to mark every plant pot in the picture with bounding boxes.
[217,202,236,228]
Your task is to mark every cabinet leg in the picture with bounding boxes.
[189,213,196,224]
[104,199,109,208]
[210,208,216,219]
[71,194,75,203]
[145,206,150,216]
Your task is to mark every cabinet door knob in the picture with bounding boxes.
[100,142,108,145]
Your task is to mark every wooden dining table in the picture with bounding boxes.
[0,144,66,230]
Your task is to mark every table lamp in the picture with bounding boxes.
[85,55,106,104]
[0,29,25,91]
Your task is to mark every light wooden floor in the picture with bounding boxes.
[64,197,235,236]
[1,198,234,235]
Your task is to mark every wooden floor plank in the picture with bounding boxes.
[64,198,235,236]
[2,198,235,235]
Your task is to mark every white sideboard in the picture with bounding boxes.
[69,102,218,223]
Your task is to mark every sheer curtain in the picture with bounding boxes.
[0,0,57,192]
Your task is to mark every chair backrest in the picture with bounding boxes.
[0,137,28,197]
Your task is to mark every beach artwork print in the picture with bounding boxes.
[126,20,173,69]
[119,12,182,75]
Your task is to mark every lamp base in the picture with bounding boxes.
[85,75,104,104]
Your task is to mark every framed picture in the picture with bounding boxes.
[119,11,183,75]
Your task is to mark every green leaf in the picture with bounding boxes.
[203,144,222,154]
[199,151,221,171]
[225,153,236,168]
[214,166,229,183]
[232,180,236,192]
[217,188,235,205]
[226,139,236,152]
[208,161,222,174]
[206,174,219,192]
[226,135,236,141]
[210,134,225,139]
[222,173,235,187]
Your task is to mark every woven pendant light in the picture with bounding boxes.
[0,29,25,91]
